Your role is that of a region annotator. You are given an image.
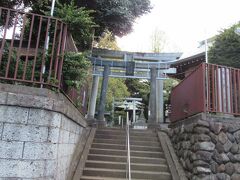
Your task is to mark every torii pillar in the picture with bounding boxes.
[97,65,110,126]
[156,75,164,124]
[87,75,99,125]
[148,67,158,128]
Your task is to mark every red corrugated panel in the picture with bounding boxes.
[170,64,206,122]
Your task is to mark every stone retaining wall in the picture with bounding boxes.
[169,113,240,180]
[0,83,88,179]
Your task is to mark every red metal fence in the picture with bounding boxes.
[170,63,240,122]
[0,7,67,89]
[0,7,91,116]
[65,84,89,115]
[206,63,240,115]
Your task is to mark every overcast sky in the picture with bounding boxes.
[117,0,240,56]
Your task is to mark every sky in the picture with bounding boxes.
[117,0,240,57]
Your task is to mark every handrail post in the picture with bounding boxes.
[126,111,131,180]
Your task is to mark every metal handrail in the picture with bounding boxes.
[126,111,131,180]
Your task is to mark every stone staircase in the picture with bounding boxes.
[80,128,172,180]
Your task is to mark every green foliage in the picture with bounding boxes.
[0,43,91,92]
[25,1,97,50]
[62,52,91,90]
[163,79,179,103]
[54,1,97,50]
[98,78,130,111]
[125,78,150,118]
[125,79,150,102]
[96,30,120,50]
[209,23,240,68]
[1,0,151,38]
[0,43,46,82]
[125,78,178,104]
[34,0,152,37]
[125,78,179,117]
[0,0,43,27]
[0,0,37,9]
[92,0,152,37]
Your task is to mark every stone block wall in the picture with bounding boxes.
[169,113,240,180]
[0,83,88,179]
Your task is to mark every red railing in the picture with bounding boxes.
[170,63,240,122]
[206,63,240,115]
[65,84,89,115]
[0,7,92,116]
[0,7,67,89]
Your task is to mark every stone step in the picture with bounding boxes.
[82,168,125,178]
[91,143,162,152]
[98,128,155,133]
[96,129,156,137]
[80,128,173,180]
[82,167,171,180]
[131,156,167,164]
[89,148,164,158]
[97,128,126,131]
[131,150,164,158]
[93,138,160,147]
[93,138,125,145]
[95,129,125,135]
[131,162,169,172]
[87,154,167,164]
[85,160,169,172]
[95,134,159,142]
[130,129,155,133]
[81,176,144,180]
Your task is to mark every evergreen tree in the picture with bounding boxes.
[0,0,152,37]
[97,78,130,112]
[89,0,152,37]
[54,2,96,50]
[209,23,240,68]
[125,79,150,117]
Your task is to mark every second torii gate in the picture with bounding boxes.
[87,48,182,127]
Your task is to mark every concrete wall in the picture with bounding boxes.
[169,113,240,180]
[0,83,88,179]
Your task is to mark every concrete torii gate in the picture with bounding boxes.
[87,48,182,127]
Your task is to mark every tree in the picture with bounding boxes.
[62,52,91,90]
[163,79,179,104]
[90,0,152,37]
[0,0,38,9]
[54,2,96,50]
[0,0,38,27]
[151,28,166,53]
[209,23,240,68]
[95,30,120,50]
[97,78,130,112]
[125,79,150,101]
[125,79,150,117]
[0,0,152,38]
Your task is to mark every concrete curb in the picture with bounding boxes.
[72,127,96,180]
[158,131,188,180]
